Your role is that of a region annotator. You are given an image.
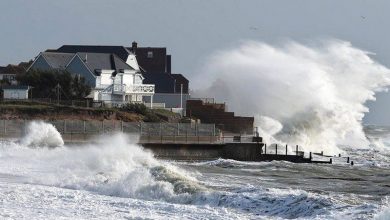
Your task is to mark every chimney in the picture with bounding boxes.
[167,55,171,73]
[132,41,138,52]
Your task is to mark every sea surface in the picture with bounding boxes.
[0,122,389,219]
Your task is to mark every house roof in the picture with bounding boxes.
[51,44,172,74]
[53,45,132,62]
[41,52,74,69]
[76,52,134,74]
[33,52,134,76]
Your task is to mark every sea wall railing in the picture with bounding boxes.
[0,98,94,108]
[0,119,219,144]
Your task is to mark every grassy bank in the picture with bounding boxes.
[0,100,181,122]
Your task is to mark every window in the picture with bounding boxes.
[147,51,153,58]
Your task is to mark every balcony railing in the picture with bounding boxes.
[95,84,111,90]
[113,84,155,94]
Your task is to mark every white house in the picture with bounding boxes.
[48,44,191,109]
[0,67,17,85]
[2,85,30,99]
[27,52,155,106]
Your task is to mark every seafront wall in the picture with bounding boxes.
[141,143,225,160]
[1,120,330,163]
[223,143,263,161]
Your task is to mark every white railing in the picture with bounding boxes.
[95,84,112,90]
[112,84,125,93]
[113,84,155,94]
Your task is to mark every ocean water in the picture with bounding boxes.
[0,121,389,219]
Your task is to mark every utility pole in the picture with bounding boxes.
[180,83,183,109]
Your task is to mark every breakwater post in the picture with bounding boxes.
[275,144,278,155]
[285,144,288,155]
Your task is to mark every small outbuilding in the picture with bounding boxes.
[2,85,30,100]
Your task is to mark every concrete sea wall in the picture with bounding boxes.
[142,142,264,161]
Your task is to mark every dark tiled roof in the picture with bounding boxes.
[76,52,134,74]
[41,52,74,69]
[37,52,134,76]
[53,44,171,74]
[55,45,132,62]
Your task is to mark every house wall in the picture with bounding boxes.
[66,57,96,87]
[134,74,143,84]
[142,73,175,93]
[118,74,134,86]
[134,48,167,73]
[143,93,190,108]
[3,89,28,99]
[30,55,52,71]
[100,72,113,86]
[0,74,17,85]
[129,94,143,102]
[125,74,134,85]
[126,54,140,71]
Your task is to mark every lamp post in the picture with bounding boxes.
[55,83,61,105]
[180,83,183,109]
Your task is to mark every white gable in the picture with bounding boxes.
[126,54,140,71]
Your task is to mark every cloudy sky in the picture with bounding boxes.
[1,0,390,124]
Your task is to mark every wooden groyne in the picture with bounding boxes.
[141,141,349,164]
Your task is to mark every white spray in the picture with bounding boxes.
[1,121,200,201]
[194,40,390,153]
[19,121,64,147]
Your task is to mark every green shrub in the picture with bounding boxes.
[120,103,148,115]
[143,111,161,122]
[17,69,91,100]
[120,103,161,122]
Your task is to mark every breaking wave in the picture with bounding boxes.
[0,121,337,218]
[194,40,390,154]
[19,121,64,147]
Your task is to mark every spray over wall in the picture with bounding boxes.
[194,40,390,153]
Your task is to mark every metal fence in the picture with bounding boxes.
[0,119,219,143]
[0,98,95,108]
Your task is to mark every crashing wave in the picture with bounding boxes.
[19,121,64,148]
[193,40,390,154]
[0,131,337,218]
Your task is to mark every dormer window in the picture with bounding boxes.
[147,51,153,58]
